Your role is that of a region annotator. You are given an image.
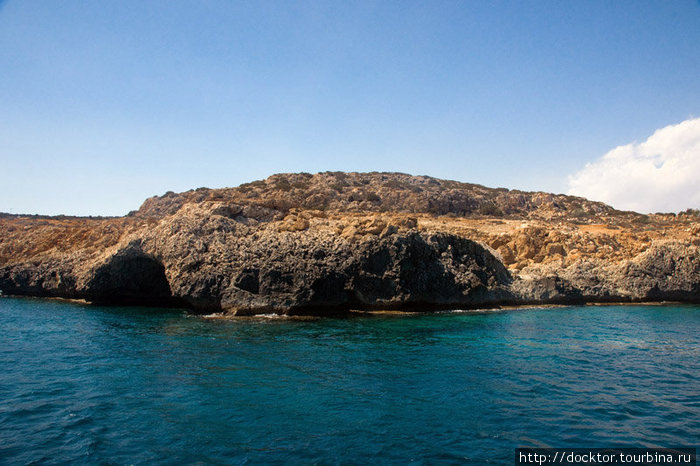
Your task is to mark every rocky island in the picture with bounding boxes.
[1,172,699,315]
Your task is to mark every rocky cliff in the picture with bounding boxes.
[1,172,699,315]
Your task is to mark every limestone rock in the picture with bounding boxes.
[1,172,699,314]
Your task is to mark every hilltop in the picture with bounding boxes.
[1,172,699,314]
[133,171,620,221]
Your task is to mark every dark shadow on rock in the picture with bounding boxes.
[234,268,260,294]
[349,232,514,309]
[85,243,185,307]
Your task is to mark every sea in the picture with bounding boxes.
[0,297,698,465]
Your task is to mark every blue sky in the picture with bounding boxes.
[1,0,699,215]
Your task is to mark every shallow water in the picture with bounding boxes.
[1,298,698,464]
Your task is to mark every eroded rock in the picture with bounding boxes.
[1,172,699,314]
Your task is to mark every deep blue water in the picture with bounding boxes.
[0,298,698,465]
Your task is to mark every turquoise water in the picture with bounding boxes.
[0,298,698,464]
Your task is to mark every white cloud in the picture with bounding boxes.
[567,117,700,213]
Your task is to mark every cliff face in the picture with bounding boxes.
[1,172,699,314]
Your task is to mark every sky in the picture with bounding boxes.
[1,0,699,216]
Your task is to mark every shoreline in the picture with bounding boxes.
[2,173,698,317]
[2,293,695,319]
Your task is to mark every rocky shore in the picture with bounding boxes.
[1,172,699,315]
